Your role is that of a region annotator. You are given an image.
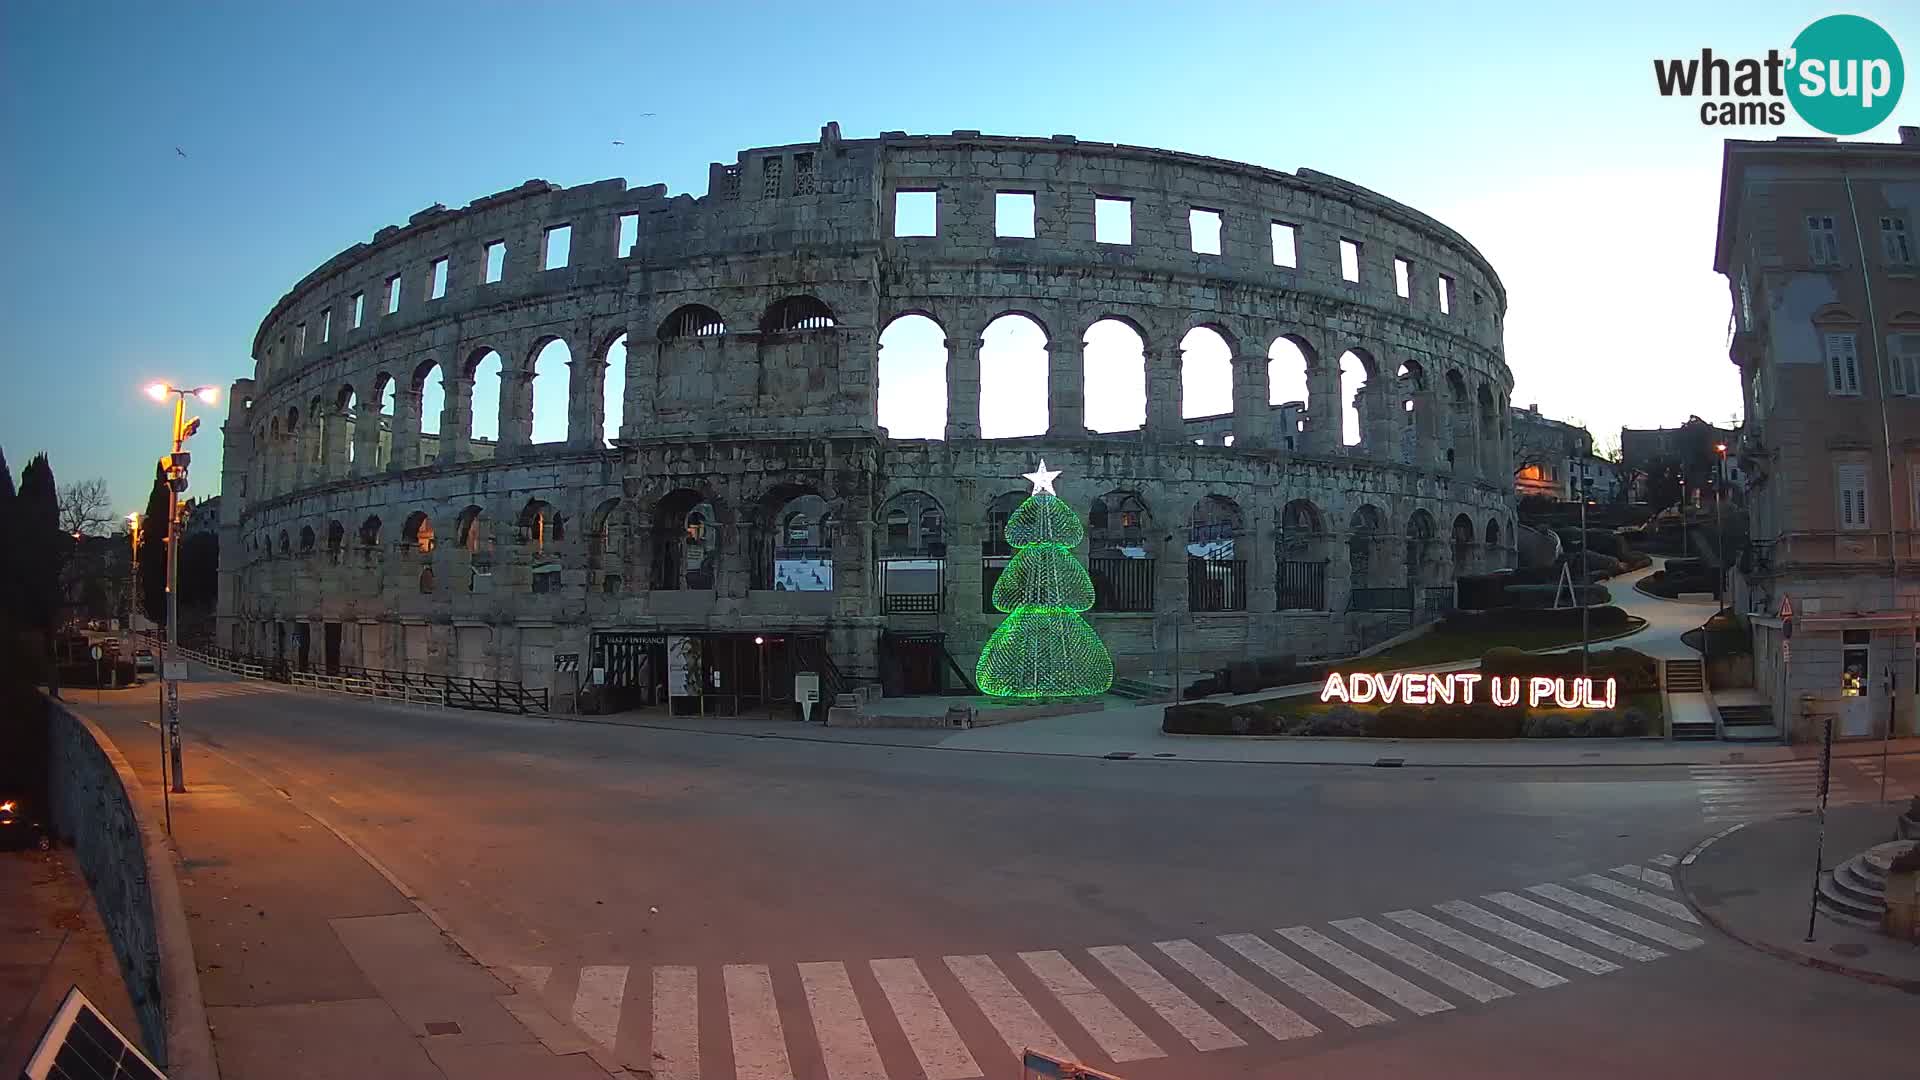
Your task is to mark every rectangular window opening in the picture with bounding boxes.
[793,152,816,196]
[295,323,307,353]
[1438,275,1453,314]
[996,192,1036,238]
[430,257,448,300]
[1807,214,1840,266]
[351,292,365,328]
[1837,460,1869,530]
[1271,222,1297,267]
[543,225,571,270]
[1095,196,1132,245]
[894,190,937,237]
[1339,239,1361,283]
[1189,207,1222,255]
[385,275,401,314]
[1825,332,1860,395]
[1393,257,1411,298]
[617,213,639,258]
[762,157,783,198]
[1882,216,1913,264]
[320,308,331,343]
[484,241,506,284]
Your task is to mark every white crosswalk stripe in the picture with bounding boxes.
[799,962,889,1080]
[1154,938,1321,1041]
[573,965,627,1051]
[652,965,700,1080]
[1609,864,1674,890]
[870,959,982,1080]
[506,856,1716,1075]
[725,963,795,1080]
[1330,917,1512,1003]
[1650,853,1679,867]
[1687,759,1919,824]
[1217,932,1392,1028]
[1525,885,1706,950]
[1381,910,1568,989]
[945,954,1074,1061]
[1085,945,1244,1052]
[1480,892,1665,962]
[1572,873,1702,924]
[1018,951,1163,1062]
[1435,900,1622,975]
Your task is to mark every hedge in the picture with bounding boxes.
[1442,604,1631,635]
[1504,583,1612,608]
[1481,645,1660,692]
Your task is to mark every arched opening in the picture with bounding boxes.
[284,407,302,486]
[1446,370,1469,473]
[1187,495,1246,611]
[1083,319,1146,434]
[326,520,345,564]
[517,499,559,550]
[419,567,436,594]
[878,313,947,439]
[588,498,625,591]
[530,338,571,444]
[1452,513,1477,577]
[1339,350,1372,448]
[1087,491,1154,611]
[467,349,504,445]
[299,525,316,553]
[372,373,396,470]
[1485,516,1502,548]
[278,530,290,556]
[1396,361,1425,465]
[1276,500,1329,610]
[760,295,836,333]
[1476,384,1498,477]
[758,489,834,592]
[306,398,325,479]
[358,515,382,549]
[1406,509,1439,592]
[403,511,434,554]
[979,490,1028,612]
[1268,336,1314,452]
[979,313,1048,439]
[334,386,358,471]
[1180,327,1233,419]
[1348,504,1390,605]
[650,490,715,591]
[658,304,725,341]
[878,491,946,612]
[601,333,628,445]
[415,360,445,454]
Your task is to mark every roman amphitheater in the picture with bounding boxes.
[216,123,1517,711]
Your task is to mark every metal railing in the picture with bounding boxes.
[1276,560,1328,611]
[1349,586,1414,611]
[140,631,548,714]
[1187,558,1247,612]
[1419,585,1457,613]
[1091,557,1155,612]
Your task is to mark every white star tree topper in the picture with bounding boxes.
[1023,460,1062,496]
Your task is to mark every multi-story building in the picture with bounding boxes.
[1717,128,1920,743]
[1621,417,1742,508]
[1510,404,1619,501]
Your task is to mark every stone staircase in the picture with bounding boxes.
[1717,703,1779,742]
[1665,659,1718,740]
[1817,841,1917,930]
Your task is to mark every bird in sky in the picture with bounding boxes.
[174,146,187,158]
[612,140,625,146]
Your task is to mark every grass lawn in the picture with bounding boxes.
[1347,616,1648,672]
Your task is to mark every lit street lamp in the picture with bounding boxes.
[146,381,219,794]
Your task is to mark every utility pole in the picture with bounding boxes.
[1579,482,1590,680]
[144,381,216,794]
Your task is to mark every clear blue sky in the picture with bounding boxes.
[4,1,1913,518]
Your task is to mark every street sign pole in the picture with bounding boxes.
[1806,713,1834,942]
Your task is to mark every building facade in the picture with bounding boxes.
[1509,403,1618,501]
[1718,129,1920,743]
[216,125,1517,704]
[1621,417,1742,508]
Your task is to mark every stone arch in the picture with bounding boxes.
[1180,326,1234,420]
[1187,494,1246,611]
[331,384,359,473]
[877,490,946,612]
[1348,503,1387,593]
[760,295,837,333]
[369,371,396,471]
[1485,516,1502,547]
[413,358,445,439]
[1476,382,1498,478]
[650,488,718,591]
[325,519,345,562]
[979,312,1049,439]
[587,497,626,590]
[878,313,947,439]
[516,498,561,549]
[1276,498,1330,609]
[466,347,505,445]
[278,529,289,555]
[755,484,835,592]
[1405,508,1440,588]
[402,510,434,553]
[658,303,726,341]
[299,524,316,553]
[454,505,489,554]
[358,514,382,548]
[529,336,571,445]
[1451,512,1476,574]
[980,488,1029,611]
[1081,317,1148,435]
[599,331,628,445]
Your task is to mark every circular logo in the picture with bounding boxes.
[1787,15,1904,136]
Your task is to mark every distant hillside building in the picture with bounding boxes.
[1620,417,1742,506]
[1510,404,1620,501]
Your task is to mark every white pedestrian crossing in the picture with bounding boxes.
[503,858,1706,1077]
[1690,759,1919,825]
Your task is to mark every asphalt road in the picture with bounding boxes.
[87,679,1917,1079]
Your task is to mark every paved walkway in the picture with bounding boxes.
[1680,805,1920,990]
[78,700,615,1080]
[0,848,143,1075]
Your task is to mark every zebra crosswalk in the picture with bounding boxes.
[501,858,1705,1077]
[1691,757,1919,824]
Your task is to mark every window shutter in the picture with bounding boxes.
[1891,335,1910,396]
[1837,461,1868,529]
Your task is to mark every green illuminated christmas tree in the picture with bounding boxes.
[976,461,1114,698]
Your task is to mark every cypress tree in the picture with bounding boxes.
[0,447,13,628]
[139,460,171,627]
[16,454,61,633]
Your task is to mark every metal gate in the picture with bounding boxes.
[593,631,665,690]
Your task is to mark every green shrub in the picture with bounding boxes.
[1504,583,1612,609]
[1374,702,1523,739]
[1481,645,1660,692]
[1444,605,1630,635]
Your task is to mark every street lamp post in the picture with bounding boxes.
[1579,481,1591,680]
[146,381,218,795]
[1713,443,1728,613]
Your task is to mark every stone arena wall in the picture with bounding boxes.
[217,123,1518,692]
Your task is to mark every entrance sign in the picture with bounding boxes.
[1321,671,1618,710]
[794,673,821,705]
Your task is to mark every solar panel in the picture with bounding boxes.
[19,986,167,1080]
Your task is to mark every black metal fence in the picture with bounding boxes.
[1419,586,1457,613]
[1187,558,1247,612]
[1349,586,1413,611]
[1276,560,1328,611]
[1091,557,1155,612]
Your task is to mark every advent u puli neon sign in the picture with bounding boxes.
[1320,672,1618,709]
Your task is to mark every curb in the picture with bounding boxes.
[62,707,221,1079]
[1676,816,1920,995]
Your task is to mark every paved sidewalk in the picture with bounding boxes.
[1680,804,1920,991]
[79,704,615,1080]
[1,848,143,1075]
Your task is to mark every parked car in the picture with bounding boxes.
[134,648,155,674]
[0,799,51,852]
